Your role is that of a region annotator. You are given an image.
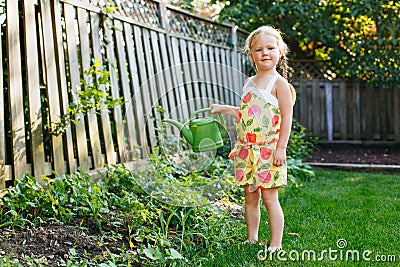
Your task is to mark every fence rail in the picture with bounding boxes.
[0,0,399,189]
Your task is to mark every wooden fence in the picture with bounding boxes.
[0,0,249,188]
[1,0,399,189]
[290,60,400,143]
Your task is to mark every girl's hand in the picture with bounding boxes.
[210,104,240,118]
[210,104,224,114]
[273,147,287,166]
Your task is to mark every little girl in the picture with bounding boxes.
[210,25,295,251]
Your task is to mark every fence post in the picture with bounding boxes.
[0,16,5,189]
[325,82,333,141]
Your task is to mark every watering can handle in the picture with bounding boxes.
[189,108,212,120]
[189,108,226,136]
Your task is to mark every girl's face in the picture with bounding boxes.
[249,33,280,73]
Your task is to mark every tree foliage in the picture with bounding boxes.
[211,0,399,89]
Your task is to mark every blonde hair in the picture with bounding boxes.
[244,25,290,79]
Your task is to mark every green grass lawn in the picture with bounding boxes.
[211,169,400,267]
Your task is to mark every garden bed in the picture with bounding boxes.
[307,142,400,165]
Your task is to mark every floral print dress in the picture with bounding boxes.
[229,75,294,191]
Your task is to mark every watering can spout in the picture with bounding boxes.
[162,118,193,145]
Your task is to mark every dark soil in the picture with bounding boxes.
[307,142,400,165]
[0,218,134,266]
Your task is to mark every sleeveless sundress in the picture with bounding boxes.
[229,74,295,191]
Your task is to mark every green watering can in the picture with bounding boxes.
[162,108,226,153]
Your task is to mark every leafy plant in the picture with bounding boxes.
[288,118,317,160]
[46,59,124,136]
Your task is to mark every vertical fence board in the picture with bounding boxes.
[7,0,27,179]
[306,82,313,131]
[379,89,388,141]
[64,3,89,170]
[134,26,157,148]
[90,12,116,164]
[78,8,103,168]
[179,39,195,113]
[54,0,76,172]
[365,86,374,140]
[23,0,46,177]
[332,82,340,138]
[186,41,201,110]
[150,31,171,134]
[201,44,213,105]
[236,54,246,106]
[213,47,224,103]
[386,89,394,140]
[0,21,4,188]
[339,81,347,139]
[225,50,234,106]
[224,50,235,129]
[204,45,215,102]
[325,82,333,140]
[353,81,361,140]
[142,28,162,146]
[158,33,179,124]
[311,80,320,136]
[217,48,227,104]
[394,89,400,142]
[41,0,66,174]
[123,23,145,156]
[114,20,136,160]
[298,82,308,132]
[345,83,352,139]
[104,20,124,162]
[319,82,326,136]
[218,49,230,103]
[171,37,189,119]
[360,83,367,139]
[194,43,207,108]
[124,23,146,156]
[231,51,242,103]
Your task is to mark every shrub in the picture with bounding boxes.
[288,118,317,160]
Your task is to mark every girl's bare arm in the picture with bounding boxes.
[273,78,294,166]
[210,104,240,119]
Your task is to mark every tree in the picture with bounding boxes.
[203,0,399,89]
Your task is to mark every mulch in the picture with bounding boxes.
[307,142,400,165]
[0,218,133,266]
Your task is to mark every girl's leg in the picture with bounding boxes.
[261,187,284,248]
[244,185,261,241]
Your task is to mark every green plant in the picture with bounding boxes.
[0,254,21,267]
[0,171,112,230]
[287,156,315,186]
[46,59,124,136]
[288,118,317,160]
